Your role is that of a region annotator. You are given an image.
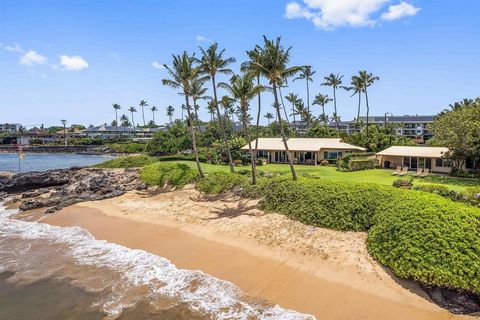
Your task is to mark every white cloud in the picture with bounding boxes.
[285,0,419,30]
[381,1,420,21]
[56,55,89,71]
[4,44,24,53]
[196,35,213,43]
[152,61,165,69]
[19,50,47,66]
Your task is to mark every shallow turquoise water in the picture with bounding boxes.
[0,153,115,173]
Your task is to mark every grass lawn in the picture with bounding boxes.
[163,160,480,191]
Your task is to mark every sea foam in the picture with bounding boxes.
[0,202,315,319]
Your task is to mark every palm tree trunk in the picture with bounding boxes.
[211,75,234,173]
[292,102,297,136]
[365,87,370,136]
[278,86,289,124]
[115,109,119,141]
[252,75,262,183]
[322,105,327,126]
[131,113,135,138]
[242,110,256,185]
[356,92,361,131]
[142,108,146,127]
[333,87,339,132]
[185,95,205,178]
[152,111,155,125]
[273,83,297,180]
[306,80,310,112]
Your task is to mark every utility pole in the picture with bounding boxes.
[61,119,67,146]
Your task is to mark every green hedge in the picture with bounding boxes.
[367,191,480,294]
[194,171,480,295]
[348,158,379,171]
[95,155,157,168]
[107,142,146,153]
[337,152,376,171]
[140,162,198,188]
[156,154,207,163]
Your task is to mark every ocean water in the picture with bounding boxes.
[0,153,115,173]
[0,202,316,320]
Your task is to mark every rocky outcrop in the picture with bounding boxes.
[2,167,146,213]
[422,285,480,314]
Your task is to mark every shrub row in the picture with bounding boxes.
[140,162,198,188]
[337,152,377,172]
[194,171,480,295]
[95,155,158,168]
[156,154,207,163]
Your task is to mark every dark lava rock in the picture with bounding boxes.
[422,285,480,314]
[7,167,146,213]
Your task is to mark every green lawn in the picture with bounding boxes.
[163,160,480,191]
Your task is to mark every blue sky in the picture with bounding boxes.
[1,0,479,127]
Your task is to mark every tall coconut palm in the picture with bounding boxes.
[112,103,121,139]
[342,76,364,129]
[166,105,175,124]
[358,70,380,136]
[250,36,302,180]
[128,106,137,137]
[277,82,290,124]
[207,100,216,122]
[139,100,148,127]
[293,65,315,112]
[321,73,343,132]
[120,114,129,136]
[264,112,274,125]
[219,73,264,184]
[162,51,207,178]
[241,47,265,172]
[190,80,208,121]
[197,42,236,173]
[312,93,332,126]
[150,106,158,125]
[285,93,300,134]
[292,99,312,136]
[220,95,236,132]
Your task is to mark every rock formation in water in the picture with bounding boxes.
[1,167,146,213]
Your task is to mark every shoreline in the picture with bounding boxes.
[39,188,476,320]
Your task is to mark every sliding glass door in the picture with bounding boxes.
[403,157,432,170]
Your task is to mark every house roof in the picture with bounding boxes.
[376,146,449,158]
[241,138,366,152]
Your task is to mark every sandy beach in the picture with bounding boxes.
[40,186,475,320]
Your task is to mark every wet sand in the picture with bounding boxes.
[41,188,475,320]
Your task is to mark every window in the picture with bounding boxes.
[435,158,451,168]
[257,150,268,158]
[323,151,342,160]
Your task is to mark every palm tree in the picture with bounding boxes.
[112,103,121,139]
[139,100,148,127]
[128,106,137,137]
[264,112,274,125]
[220,95,236,132]
[219,73,264,184]
[162,51,207,178]
[241,47,265,174]
[321,73,343,132]
[250,36,302,180]
[166,105,175,124]
[358,70,380,136]
[190,80,208,121]
[342,76,364,130]
[150,106,158,125]
[312,93,332,126]
[207,100,216,122]
[198,42,236,173]
[120,114,129,136]
[293,65,315,112]
[292,99,312,135]
[285,93,300,134]
[277,82,290,124]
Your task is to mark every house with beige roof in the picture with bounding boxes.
[376,146,452,173]
[241,138,365,165]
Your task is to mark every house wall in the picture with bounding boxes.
[377,155,452,173]
[263,149,363,164]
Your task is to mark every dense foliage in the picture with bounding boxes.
[140,162,198,188]
[95,155,157,168]
[106,142,146,153]
[337,152,376,171]
[193,171,480,294]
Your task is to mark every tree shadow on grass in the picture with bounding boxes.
[203,200,265,220]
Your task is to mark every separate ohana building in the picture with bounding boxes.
[376,146,451,173]
[241,138,366,165]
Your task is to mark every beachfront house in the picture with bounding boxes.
[241,138,366,165]
[376,146,452,173]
